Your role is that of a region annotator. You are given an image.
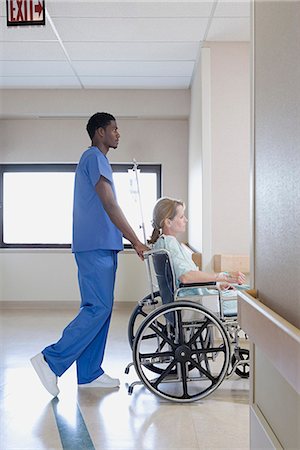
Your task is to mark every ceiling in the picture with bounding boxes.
[0,0,250,90]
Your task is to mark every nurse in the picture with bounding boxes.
[31,112,148,396]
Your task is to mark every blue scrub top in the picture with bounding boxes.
[72,146,123,252]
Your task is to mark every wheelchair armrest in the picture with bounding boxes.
[179,281,217,288]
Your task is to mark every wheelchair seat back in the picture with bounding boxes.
[151,250,177,306]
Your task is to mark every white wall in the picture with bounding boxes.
[0,89,190,302]
[1,89,189,119]
[188,49,204,254]
[189,43,250,269]
[210,43,250,256]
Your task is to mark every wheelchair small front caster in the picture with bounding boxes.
[128,386,133,395]
[231,348,250,378]
[124,362,134,374]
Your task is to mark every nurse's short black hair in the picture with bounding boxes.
[86,112,116,140]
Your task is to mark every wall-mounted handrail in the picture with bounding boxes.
[238,290,300,395]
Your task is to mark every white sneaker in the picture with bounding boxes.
[30,353,59,397]
[78,373,120,389]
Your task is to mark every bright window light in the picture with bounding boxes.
[0,164,161,248]
[3,172,75,244]
[113,170,157,244]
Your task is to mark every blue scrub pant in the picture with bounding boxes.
[42,249,118,384]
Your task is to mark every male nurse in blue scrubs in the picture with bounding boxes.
[30,112,148,396]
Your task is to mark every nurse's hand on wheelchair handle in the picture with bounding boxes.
[132,241,150,260]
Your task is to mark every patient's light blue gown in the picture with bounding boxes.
[154,234,248,316]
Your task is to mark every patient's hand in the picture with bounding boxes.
[222,271,246,285]
[217,282,236,291]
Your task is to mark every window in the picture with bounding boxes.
[0,163,161,249]
[113,164,161,246]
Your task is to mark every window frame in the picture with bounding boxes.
[0,163,161,249]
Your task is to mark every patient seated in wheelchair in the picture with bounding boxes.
[148,197,246,315]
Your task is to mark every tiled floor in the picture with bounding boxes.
[0,304,249,450]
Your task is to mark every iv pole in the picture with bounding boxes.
[132,159,147,245]
[131,159,155,301]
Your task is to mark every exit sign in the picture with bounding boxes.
[6,0,45,26]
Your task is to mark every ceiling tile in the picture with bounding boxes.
[80,76,191,89]
[0,17,57,41]
[72,60,194,77]
[0,1,250,89]
[64,41,199,61]
[0,61,74,76]
[207,18,250,41]
[47,1,214,18]
[214,0,250,18]
[0,42,66,60]
[53,17,208,42]
[0,76,81,88]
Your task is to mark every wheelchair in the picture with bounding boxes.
[125,249,250,403]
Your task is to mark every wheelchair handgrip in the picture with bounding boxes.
[179,281,217,288]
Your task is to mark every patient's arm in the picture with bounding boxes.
[179,270,245,285]
[179,270,218,284]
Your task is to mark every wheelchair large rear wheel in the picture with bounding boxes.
[128,294,181,376]
[133,301,231,403]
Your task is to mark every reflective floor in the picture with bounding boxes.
[0,304,249,450]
